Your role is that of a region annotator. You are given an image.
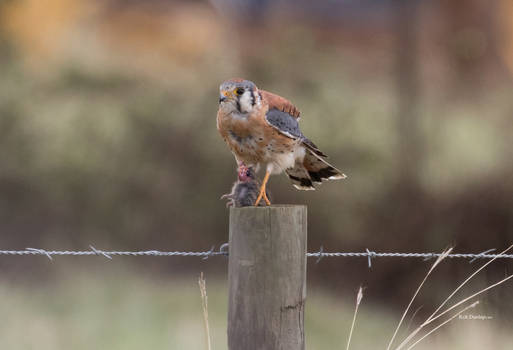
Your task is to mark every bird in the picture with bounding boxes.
[217,78,346,206]
[221,164,272,207]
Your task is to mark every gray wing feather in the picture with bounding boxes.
[265,108,328,157]
[265,108,302,139]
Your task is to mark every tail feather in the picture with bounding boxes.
[286,149,346,191]
[301,138,328,158]
[285,164,315,191]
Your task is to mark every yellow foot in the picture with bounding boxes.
[262,191,271,206]
[254,189,271,206]
[254,187,266,206]
[254,171,271,206]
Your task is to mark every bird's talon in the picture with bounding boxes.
[254,192,264,206]
[263,192,271,206]
[254,171,271,206]
[254,187,265,206]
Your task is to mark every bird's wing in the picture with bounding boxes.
[260,90,300,119]
[264,108,328,158]
[264,108,302,139]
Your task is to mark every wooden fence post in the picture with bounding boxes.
[228,205,307,350]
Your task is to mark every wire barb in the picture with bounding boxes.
[469,248,496,264]
[366,248,376,269]
[202,245,216,260]
[219,243,229,256]
[89,245,112,260]
[422,253,435,261]
[315,246,325,264]
[25,248,53,260]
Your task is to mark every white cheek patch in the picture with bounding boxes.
[239,90,254,113]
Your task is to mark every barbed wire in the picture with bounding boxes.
[0,245,227,261]
[0,245,512,267]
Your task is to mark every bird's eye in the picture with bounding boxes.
[235,88,244,95]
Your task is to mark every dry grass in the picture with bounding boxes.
[198,272,212,350]
[386,248,453,350]
[427,245,513,323]
[340,246,513,349]
[345,286,363,350]
[394,245,513,350]
[404,301,480,350]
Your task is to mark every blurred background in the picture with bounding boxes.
[0,0,512,348]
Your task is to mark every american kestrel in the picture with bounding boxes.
[217,78,346,206]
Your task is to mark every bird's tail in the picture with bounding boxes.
[286,149,346,191]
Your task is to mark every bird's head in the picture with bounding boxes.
[219,78,261,114]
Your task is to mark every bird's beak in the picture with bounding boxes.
[219,90,231,103]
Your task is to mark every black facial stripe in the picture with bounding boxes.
[236,98,241,112]
[250,87,256,106]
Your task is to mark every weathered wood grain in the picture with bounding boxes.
[228,205,307,350]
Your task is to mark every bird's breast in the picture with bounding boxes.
[217,107,300,170]
[217,111,265,163]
